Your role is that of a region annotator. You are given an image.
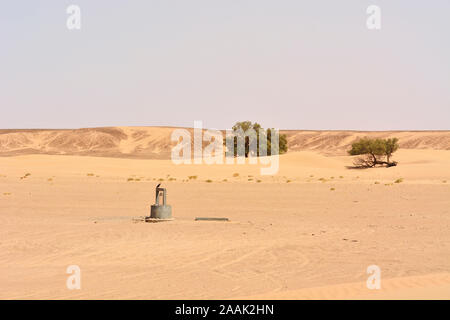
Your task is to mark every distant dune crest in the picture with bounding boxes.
[1,127,449,158]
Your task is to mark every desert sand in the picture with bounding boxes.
[0,128,449,299]
[1,127,450,158]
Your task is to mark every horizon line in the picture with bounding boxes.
[0,126,449,133]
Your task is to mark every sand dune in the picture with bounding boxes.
[285,130,450,155]
[0,127,179,159]
[1,127,450,158]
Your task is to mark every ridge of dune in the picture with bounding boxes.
[284,130,450,155]
[0,127,450,159]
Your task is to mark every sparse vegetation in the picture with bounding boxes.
[168,177,176,181]
[188,175,198,180]
[205,179,213,183]
[348,137,399,168]
[394,178,403,184]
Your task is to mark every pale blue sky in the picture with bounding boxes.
[1,1,449,130]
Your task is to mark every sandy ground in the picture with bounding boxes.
[0,149,449,299]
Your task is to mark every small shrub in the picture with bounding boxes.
[443,180,447,183]
[318,178,327,183]
[394,178,403,184]
[339,176,344,179]
[330,187,335,191]
[233,173,239,177]
[127,178,134,182]
[374,181,380,184]
[286,179,291,183]
[223,179,228,182]
[20,173,32,179]
[205,179,213,183]
[188,175,197,180]
[158,178,164,182]
[256,179,262,183]
[87,173,95,177]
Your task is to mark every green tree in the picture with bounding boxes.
[348,137,399,167]
[266,128,288,155]
[384,138,399,164]
[225,121,288,157]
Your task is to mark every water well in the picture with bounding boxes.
[146,184,173,222]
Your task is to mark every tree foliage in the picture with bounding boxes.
[225,121,288,157]
[348,137,399,167]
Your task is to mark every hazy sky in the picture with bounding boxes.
[1,1,449,130]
